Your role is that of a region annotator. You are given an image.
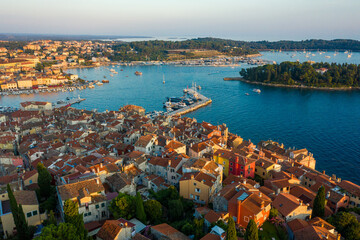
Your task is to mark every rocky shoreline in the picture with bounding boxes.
[223,77,360,91]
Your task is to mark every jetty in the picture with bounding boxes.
[53,96,86,108]
[167,89,212,116]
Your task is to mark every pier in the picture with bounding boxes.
[167,89,212,116]
[53,96,86,108]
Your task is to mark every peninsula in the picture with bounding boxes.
[237,61,360,89]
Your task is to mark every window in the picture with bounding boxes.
[32,210,38,216]
[240,171,243,175]
[96,204,99,209]
[230,162,233,166]
[195,188,201,193]
[230,167,233,172]
[84,213,87,217]
[27,212,32,218]
[190,194,194,199]
[244,216,249,222]
[195,195,200,201]
[241,166,244,170]
[193,183,197,186]
[88,212,91,216]
[29,180,33,184]
[101,203,105,208]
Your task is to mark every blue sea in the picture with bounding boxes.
[1,51,360,184]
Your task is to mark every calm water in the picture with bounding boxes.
[1,51,360,184]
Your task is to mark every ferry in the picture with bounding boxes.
[102,80,109,83]
[96,82,103,86]
[253,89,261,93]
[135,71,142,76]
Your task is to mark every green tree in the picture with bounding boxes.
[144,200,162,224]
[312,185,326,218]
[269,208,278,219]
[329,211,360,240]
[63,200,87,240]
[37,162,53,199]
[181,222,194,236]
[226,217,237,240]
[48,210,57,226]
[194,218,205,240]
[135,192,146,223]
[7,184,32,239]
[168,199,184,221]
[36,223,80,240]
[244,219,258,240]
[109,193,135,219]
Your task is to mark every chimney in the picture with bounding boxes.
[299,200,303,206]
[124,222,128,227]
[191,175,194,179]
[322,170,325,175]
[259,192,262,198]
[95,178,99,184]
[260,200,264,209]
[168,160,171,166]
[243,179,247,185]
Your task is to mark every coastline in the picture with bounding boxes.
[223,77,360,91]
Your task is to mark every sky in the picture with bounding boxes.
[1,0,360,41]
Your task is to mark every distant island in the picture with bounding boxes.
[239,61,360,89]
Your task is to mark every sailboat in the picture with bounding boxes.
[163,74,165,84]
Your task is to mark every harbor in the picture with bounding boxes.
[166,87,212,116]
[53,96,86,108]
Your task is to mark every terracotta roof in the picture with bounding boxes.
[338,180,360,197]
[204,210,221,224]
[57,178,104,201]
[180,171,216,187]
[272,193,303,217]
[14,190,38,205]
[293,225,337,240]
[287,218,309,232]
[97,219,134,240]
[200,233,221,240]
[151,223,190,240]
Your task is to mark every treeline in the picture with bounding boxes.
[110,38,258,61]
[240,61,360,88]
[245,39,360,51]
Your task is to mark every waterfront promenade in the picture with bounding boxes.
[167,89,212,116]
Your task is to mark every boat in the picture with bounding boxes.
[253,88,261,93]
[245,93,250,96]
[348,54,352,58]
[120,69,123,71]
[88,85,95,89]
[103,75,106,78]
[163,74,165,84]
[344,51,349,54]
[183,88,188,93]
[325,56,331,58]
[197,85,201,90]
[110,74,113,77]
[102,80,109,83]
[177,102,187,108]
[96,82,103,86]
[135,71,142,76]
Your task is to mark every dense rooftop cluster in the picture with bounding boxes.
[0,102,359,239]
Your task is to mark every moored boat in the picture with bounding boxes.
[135,71,142,76]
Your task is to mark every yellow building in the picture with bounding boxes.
[255,158,281,179]
[0,190,46,238]
[0,80,18,91]
[179,171,219,204]
[0,135,16,150]
[17,78,33,89]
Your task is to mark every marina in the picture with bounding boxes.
[53,96,86,108]
[167,88,212,116]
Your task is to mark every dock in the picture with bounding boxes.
[167,89,212,116]
[53,96,86,108]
